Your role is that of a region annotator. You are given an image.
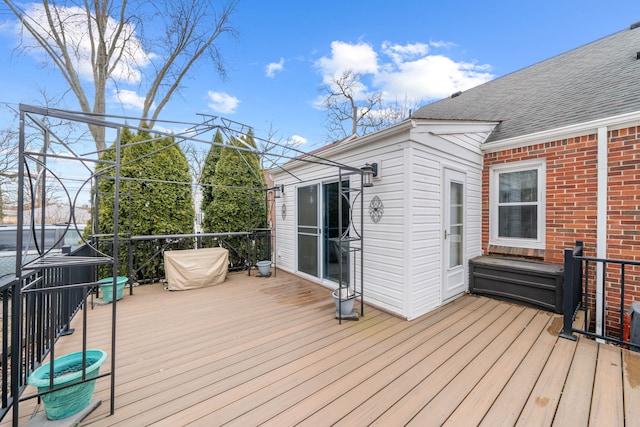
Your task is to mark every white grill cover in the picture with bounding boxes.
[163,247,229,291]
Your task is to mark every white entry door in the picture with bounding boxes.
[442,168,466,300]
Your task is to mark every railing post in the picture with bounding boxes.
[10,276,22,423]
[560,243,579,340]
[127,238,133,295]
[60,246,74,337]
[247,233,251,276]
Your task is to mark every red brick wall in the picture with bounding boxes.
[607,126,640,259]
[605,126,640,335]
[482,126,640,337]
[482,134,599,263]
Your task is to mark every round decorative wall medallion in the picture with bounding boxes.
[281,203,287,220]
[369,196,384,223]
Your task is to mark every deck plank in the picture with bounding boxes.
[152,315,406,426]
[406,306,538,426]
[514,331,577,426]
[590,343,624,426]
[206,295,485,427]
[1,269,633,427]
[101,296,335,396]
[478,315,563,426]
[623,350,640,423]
[552,337,598,427]
[234,296,490,427]
[440,311,554,426]
[91,309,393,425]
[326,299,507,427]
[258,296,488,427]
[370,304,525,426]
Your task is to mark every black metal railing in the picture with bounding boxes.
[560,241,640,351]
[0,229,272,423]
[0,275,18,421]
[92,230,272,286]
[0,244,98,423]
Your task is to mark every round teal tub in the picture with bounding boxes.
[98,276,127,302]
[27,349,107,420]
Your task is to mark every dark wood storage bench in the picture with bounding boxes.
[469,256,564,313]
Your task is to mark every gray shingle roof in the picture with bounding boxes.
[412,24,640,143]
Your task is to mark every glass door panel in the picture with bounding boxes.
[443,169,466,300]
[297,185,319,277]
[449,182,463,268]
[323,181,350,285]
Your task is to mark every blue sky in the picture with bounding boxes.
[1,0,639,152]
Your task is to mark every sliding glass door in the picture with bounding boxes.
[297,185,319,277]
[297,181,350,283]
[323,181,350,285]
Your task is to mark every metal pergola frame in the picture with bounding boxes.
[9,103,367,423]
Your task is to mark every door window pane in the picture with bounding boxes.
[450,182,463,225]
[298,186,317,228]
[449,181,463,268]
[449,225,462,268]
[297,185,318,277]
[298,234,318,276]
[323,181,350,285]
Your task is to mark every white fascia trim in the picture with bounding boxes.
[272,118,499,178]
[272,121,412,177]
[410,119,500,133]
[482,110,640,153]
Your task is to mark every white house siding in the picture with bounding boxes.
[273,188,295,271]
[359,141,409,315]
[270,120,493,320]
[271,127,410,316]
[404,125,490,319]
[406,143,442,319]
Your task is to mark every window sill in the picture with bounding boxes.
[487,245,545,260]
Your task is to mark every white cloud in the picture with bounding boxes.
[315,39,493,105]
[375,55,494,101]
[381,42,430,65]
[315,41,378,83]
[6,4,153,85]
[287,135,307,146]
[113,89,148,111]
[265,58,285,78]
[429,40,457,49]
[207,91,240,114]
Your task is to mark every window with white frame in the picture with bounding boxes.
[489,160,545,249]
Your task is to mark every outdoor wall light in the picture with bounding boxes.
[361,163,378,187]
[271,184,284,198]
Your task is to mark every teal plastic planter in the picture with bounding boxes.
[98,276,127,302]
[27,349,107,420]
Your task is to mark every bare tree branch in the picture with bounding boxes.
[2,0,239,154]
[144,0,239,127]
[319,69,418,142]
[181,141,209,185]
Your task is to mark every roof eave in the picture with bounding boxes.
[271,120,413,175]
[482,110,640,153]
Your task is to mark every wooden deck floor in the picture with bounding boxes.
[6,270,640,426]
